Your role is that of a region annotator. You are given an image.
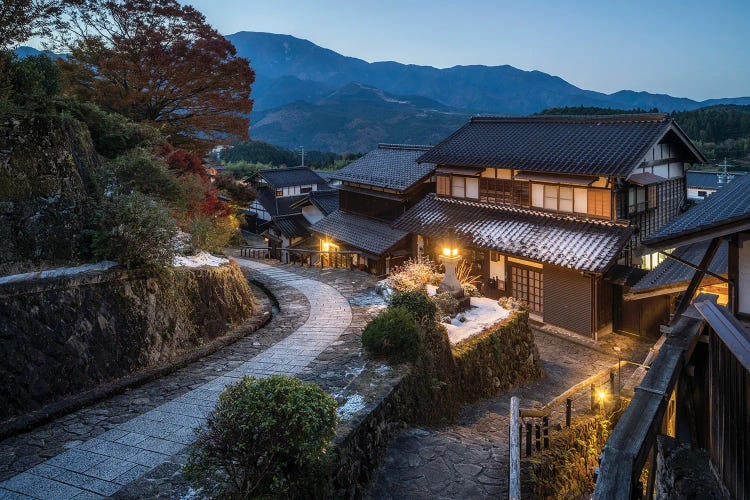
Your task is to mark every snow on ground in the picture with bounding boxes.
[0,261,118,285]
[172,252,229,268]
[444,296,510,345]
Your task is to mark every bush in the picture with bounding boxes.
[105,148,184,204]
[433,292,460,317]
[389,290,437,325]
[462,283,480,297]
[184,375,337,499]
[88,191,177,268]
[189,214,241,253]
[386,258,443,293]
[362,307,421,363]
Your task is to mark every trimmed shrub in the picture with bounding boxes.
[362,307,421,363]
[189,214,241,253]
[88,191,177,268]
[389,290,437,325]
[433,292,460,317]
[185,375,338,499]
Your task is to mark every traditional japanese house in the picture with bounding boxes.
[246,167,328,255]
[686,168,746,201]
[310,144,436,275]
[394,114,707,338]
[595,172,750,500]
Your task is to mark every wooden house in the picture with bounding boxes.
[310,144,436,275]
[246,167,332,256]
[394,114,707,338]
[595,172,750,499]
[686,169,746,201]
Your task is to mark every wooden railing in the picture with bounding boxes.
[238,246,366,270]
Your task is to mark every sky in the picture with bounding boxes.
[182,0,750,101]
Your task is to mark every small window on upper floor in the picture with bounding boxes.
[437,175,451,196]
[452,176,466,198]
[300,186,313,194]
[276,189,283,197]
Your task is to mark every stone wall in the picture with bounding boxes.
[654,435,728,499]
[0,262,256,420]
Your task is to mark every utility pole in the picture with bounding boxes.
[298,146,305,167]
[718,157,732,186]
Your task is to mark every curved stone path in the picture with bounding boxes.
[0,259,352,499]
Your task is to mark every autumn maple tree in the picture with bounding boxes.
[0,0,62,49]
[57,0,254,153]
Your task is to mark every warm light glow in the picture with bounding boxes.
[263,237,269,242]
[597,390,607,402]
[452,248,459,256]
[322,242,330,251]
[442,247,451,256]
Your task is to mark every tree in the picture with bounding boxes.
[57,0,254,154]
[0,0,61,50]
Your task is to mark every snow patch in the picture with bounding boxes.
[0,261,118,285]
[172,252,229,268]
[337,394,367,420]
[444,296,510,345]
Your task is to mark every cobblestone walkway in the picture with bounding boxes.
[367,329,653,499]
[0,260,353,499]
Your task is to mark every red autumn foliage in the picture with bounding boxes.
[166,148,208,181]
[58,0,254,154]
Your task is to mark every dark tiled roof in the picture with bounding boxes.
[686,170,746,190]
[311,210,408,256]
[256,167,325,188]
[631,240,728,293]
[331,144,436,192]
[309,190,339,215]
[644,172,750,248]
[272,214,310,239]
[393,195,633,273]
[255,189,307,217]
[418,114,706,177]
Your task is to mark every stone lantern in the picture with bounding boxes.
[438,231,471,310]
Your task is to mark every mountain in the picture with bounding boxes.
[13,46,65,59]
[251,83,469,152]
[227,31,750,115]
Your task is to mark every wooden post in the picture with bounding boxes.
[535,423,541,451]
[509,397,520,500]
[519,424,524,457]
[526,422,532,456]
[609,371,616,398]
[566,398,572,427]
[542,416,549,449]
[591,384,596,412]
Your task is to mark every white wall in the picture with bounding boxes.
[301,205,324,224]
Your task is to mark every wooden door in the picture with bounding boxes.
[510,265,543,313]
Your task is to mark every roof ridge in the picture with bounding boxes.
[469,113,669,124]
[378,143,433,151]
[428,194,631,228]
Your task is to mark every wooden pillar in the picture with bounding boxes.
[728,233,739,315]
[509,397,520,500]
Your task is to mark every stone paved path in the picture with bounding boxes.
[366,329,653,499]
[0,260,352,500]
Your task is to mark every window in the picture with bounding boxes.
[510,265,543,313]
[544,185,558,210]
[514,182,530,207]
[647,184,658,209]
[588,189,611,218]
[276,189,283,197]
[531,183,545,208]
[698,190,708,198]
[466,177,479,199]
[628,187,647,215]
[559,186,573,212]
[480,178,513,204]
[437,175,451,196]
[300,185,312,194]
[574,188,588,213]
[452,176,466,198]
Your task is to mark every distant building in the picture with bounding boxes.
[246,167,331,256]
[686,169,746,201]
[310,144,436,275]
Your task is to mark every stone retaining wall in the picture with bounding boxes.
[0,262,256,420]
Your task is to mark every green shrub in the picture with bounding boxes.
[105,148,184,204]
[184,375,337,499]
[189,215,240,253]
[88,191,177,268]
[362,307,421,363]
[433,292,460,317]
[389,290,437,325]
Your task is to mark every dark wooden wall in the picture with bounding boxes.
[543,264,593,336]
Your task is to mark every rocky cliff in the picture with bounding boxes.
[0,114,100,268]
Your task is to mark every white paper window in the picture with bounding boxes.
[559,186,574,212]
[574,188,588,213]
[452,176,465,198]
[544,185,558,210]
[466,177,479,199]
[531,183,544,208]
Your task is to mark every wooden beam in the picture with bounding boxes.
[670,237,722,326]
[658,250,728,283]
